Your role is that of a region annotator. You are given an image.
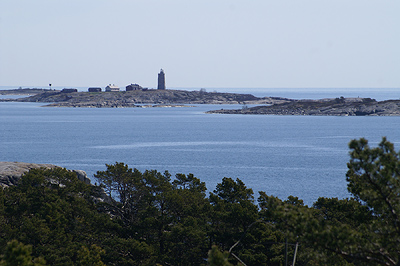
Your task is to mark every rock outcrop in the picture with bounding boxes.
[0,161,112,204]
[0,162,91,187]
[0,162,58,187]
[1,89,289,107]
[207,98,400,116]
[0,88,57,95]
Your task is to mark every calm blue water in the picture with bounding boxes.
[1,91,400,205]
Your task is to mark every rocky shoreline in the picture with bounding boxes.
[0,89,287,107]
[0,161,90,188]
[0,161,112,203]
[2,89,400,116]
[0,88,56,95]
[207,97,400,116]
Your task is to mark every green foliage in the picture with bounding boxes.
[94,162,133,199]
[209,178,263,265]
[0,167,137,265]
[95,164,210,265]
[345,137,400,265]
[0,240,45,266]
[208,245,234,266]
[258,193,313,265]
[77,245,105,266]
[165,173,210,265]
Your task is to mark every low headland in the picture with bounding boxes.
[0,88,286,107]
[0,87,55,95]
[208,96,400,116]
[1,88,400,115]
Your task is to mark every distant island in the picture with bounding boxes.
[207,97,400,116]
[1,88,400,115]
[0,87,56,95]
[0,88,286,107]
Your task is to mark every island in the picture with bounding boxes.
[207,97,400,116]
[1,88,400,115]
[0,88,287,107]
[0,88,56,95]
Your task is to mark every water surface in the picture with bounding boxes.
[1,100,399,205]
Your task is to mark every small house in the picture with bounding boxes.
[126,84,143,91]
[88,87,102,92]
[105,84,119,92]
[61,88,78,93]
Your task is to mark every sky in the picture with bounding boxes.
[0,0,399,90]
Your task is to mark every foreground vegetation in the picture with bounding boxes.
[1,138,400,265]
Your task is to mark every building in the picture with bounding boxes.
[61,88,78,93]
[126,84,143,91]
[157,69,166,90]
[105,84,119,92]
[88,87,102,92]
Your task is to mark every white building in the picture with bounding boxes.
[105,84,120,92]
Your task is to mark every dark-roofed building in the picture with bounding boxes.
[61,88,78,93]
[126,84,143,91]
[88,87,102,92]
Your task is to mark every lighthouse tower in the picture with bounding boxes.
[157,69,166,90]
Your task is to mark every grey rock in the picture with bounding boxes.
[0,161,58,187]
[73,169,91,184]
[1,89,288,107]
[207,98,400,116]
[0,161,113,204]
[0,162,92,187]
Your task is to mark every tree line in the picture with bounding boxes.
[0,137,399,265]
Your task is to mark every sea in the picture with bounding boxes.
[1,87,399,205]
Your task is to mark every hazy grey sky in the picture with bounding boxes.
[1,0,399,89]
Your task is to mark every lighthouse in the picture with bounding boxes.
[157,69,166,90]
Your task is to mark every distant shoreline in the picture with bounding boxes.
[2,88,400,116]
[0,88,57,95]
[0,88,287,107]
[207,97,400,116]
[1,87,399,101]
